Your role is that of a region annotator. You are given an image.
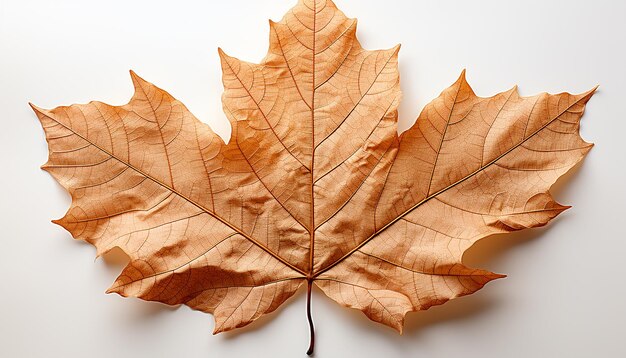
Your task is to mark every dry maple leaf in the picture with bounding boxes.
[32,0,595,354]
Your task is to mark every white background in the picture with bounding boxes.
[1,0,625,357]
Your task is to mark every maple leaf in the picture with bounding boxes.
[31,0,595,354]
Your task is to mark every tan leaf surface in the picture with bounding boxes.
[32,0,595,353]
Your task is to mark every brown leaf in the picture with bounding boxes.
[32,0,595,354]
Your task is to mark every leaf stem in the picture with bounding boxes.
[306,279,315,356]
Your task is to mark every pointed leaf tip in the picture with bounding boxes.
[217,47,232,65]
[577,85,599,104]
[452,69,472,90]
[29,102,44,114]
[586,85,600,98]
[453,69,468,86]
[129,69,146,87]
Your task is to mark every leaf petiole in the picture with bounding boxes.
[306,279,315,356]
